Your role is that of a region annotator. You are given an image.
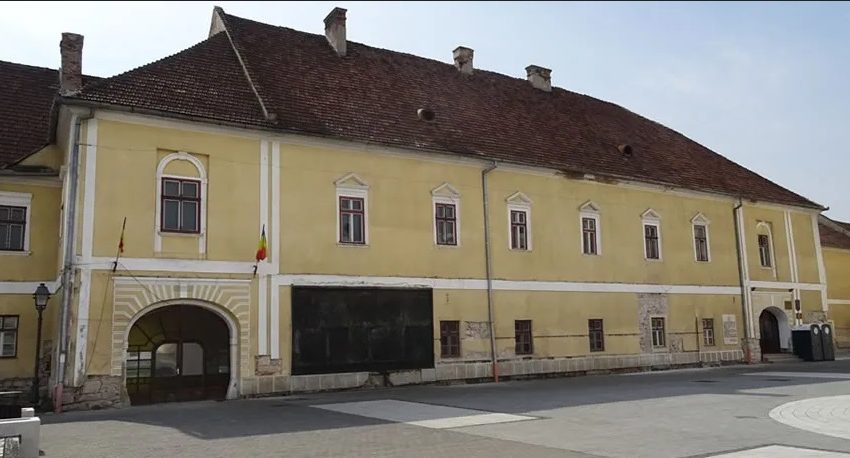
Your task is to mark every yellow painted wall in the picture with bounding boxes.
[90,120,260,261]
[742,206,792,282]
[0,292,61,379]
[792,212,820,284]
[825,248,850,300]
[0,182,61,281]
[17,145,63,171]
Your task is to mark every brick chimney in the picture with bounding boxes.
[453,46,474,74]
[59,33,84,96]
[324,7,347,57]
[525,65,552,92]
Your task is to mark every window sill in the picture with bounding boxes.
[644,258,663,263]
[0,355,18,359]
[158,231,203,238]
[337,242,369,248]
[0,250,31,256]
[582,252,600,257]
[509,248,533,253]
[435,243,460,249]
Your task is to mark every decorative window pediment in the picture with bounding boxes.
[691,212,710,225]
[431,182,460,198]
[641,208,661,221]
[335,173,369,190]
[506,191,532,206]
[579,200,600,214]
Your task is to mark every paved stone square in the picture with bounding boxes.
[40,360,850,457]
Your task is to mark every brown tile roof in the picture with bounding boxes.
[820,218,850,250]
[0,60,99,168]
[71,9,821,209]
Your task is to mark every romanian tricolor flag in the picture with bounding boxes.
[256,225,267,262]
[118,217,126,254]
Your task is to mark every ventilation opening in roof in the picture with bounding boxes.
[618,144,633,156]
[417,108,436,122]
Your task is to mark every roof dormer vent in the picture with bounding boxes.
[618,144,634,156]
[417,108,436,122]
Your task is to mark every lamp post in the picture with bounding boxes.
[31,283,50,407]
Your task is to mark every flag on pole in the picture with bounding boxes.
[256,225,267,262]
[118,219,126,254]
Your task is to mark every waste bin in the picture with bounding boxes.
[821,323,835,361]
[792,324,825,361]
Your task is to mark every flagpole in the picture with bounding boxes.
[254,224,266,277]
[112,217,127,273]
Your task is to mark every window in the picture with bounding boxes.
[644,224,660,260]
[125,347,152,379]
[582,217,598,255]
[515,320,533,355]
[0,206,26,251]
[758,234,772,267]
[160,178,200,233]
[702,318,715,346]
[588,319,604,352]
[691,225,708,262]
[440,321,460,358]
[510,210,528,250]
[0,316,18,358]
[651,317,666,348]
[339,196,365,244]
[435,203,457,246]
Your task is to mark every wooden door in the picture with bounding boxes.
[759,311,780,354]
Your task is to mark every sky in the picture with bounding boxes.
[2,1,848,219]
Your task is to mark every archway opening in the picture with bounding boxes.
[126,304,230,405]
[759,307,790,354]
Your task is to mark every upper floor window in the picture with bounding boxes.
[0,192,31,253]
[335,173,369,245]
[642,209,661,260]
[435,203,457,246]
[0,206,26,251]
[0,315,18,358]
[579,201,600,255]
[692,213,710,262]
[432,183,461,247]
[506,192,532,251]
[339,196,365,244]
[161,178,201,233]
[758,233,772,268]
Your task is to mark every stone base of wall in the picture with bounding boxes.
[60,375,128,411]
[742,338,762,363]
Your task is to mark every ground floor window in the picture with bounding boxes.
[440,321,460,358]
[588,319,604,352]
[702,318,715,346]
[651,317,666,348]
[0,315,18,357]
[515,320,533,355]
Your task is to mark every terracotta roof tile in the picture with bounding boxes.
[72,10,820,209]
[820,219,850,250]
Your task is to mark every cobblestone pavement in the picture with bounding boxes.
[40,360,850,457]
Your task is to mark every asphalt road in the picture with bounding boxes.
[40,359,850,457]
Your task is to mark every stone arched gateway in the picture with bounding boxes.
[111,277,251,402]
[758,306,791,354]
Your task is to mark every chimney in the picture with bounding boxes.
[453,46,474,74]
[59,33,84,96]
[525,65,552,92]
[324,7,347,57]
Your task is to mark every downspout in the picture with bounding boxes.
[732,199,753,363]
[481,161,498,382]
[54,111,92,412]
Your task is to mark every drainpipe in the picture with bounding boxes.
[481,161,498,382]
[54,111,92,413]
[732,199,753,363]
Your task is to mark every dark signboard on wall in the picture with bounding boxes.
[291,286,434,375]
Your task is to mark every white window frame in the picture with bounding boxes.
[579,201,601,256]
[650,315,666,348]
[641,209,662,261]
[691,213,711,263]
[506,192,532,251]
[431,183,461,247]
[0,191,33,255]
[756,221,776,273]
[335,173,369,246]
[155,152,208,254]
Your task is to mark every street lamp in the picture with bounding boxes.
[31,283,50,407]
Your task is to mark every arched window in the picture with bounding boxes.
[691,213,711,262]
[579,201,601,255]
[155,152,207,254]
[641,209,662,260]
[756,222,775,269]
[506,192,532,251]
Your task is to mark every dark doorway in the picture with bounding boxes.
[759,310,781,354]
[291,287,434,375]
[126,305,230,405]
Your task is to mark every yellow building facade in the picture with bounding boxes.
[820,217,850,348]
[0,7,835,410]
